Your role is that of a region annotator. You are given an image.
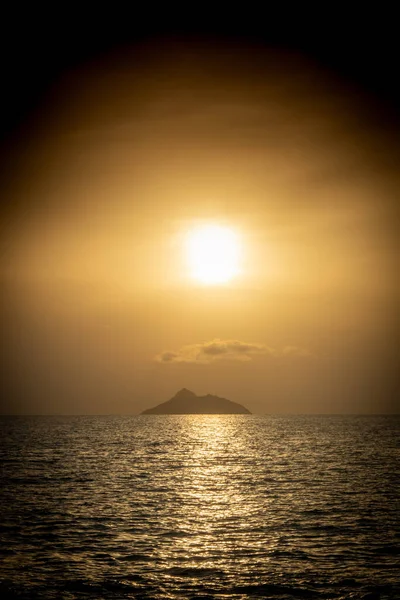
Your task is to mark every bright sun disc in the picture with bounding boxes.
[186,225,241,284]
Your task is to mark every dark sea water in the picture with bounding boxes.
[0,415,399,600]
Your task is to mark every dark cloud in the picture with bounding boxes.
[202,340,267,356]
[155,339,311,364]
[158,351,179,362]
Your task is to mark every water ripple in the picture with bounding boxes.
[0,414,399,599]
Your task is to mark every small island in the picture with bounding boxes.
[141,388,251,414]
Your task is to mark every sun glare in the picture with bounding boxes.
[186,224,241,284]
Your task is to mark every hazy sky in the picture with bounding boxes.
[1,37,398,414]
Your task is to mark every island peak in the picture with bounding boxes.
[141,390,250,415]
[173,388,196,398]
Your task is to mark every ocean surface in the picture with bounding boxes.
[0,415,399,600]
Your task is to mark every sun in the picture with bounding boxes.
[186,224,241,284]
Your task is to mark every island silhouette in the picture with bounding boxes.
[141,388,251,414]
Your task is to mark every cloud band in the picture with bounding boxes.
[155,339,312,364]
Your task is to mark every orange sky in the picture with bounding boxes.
[1,41,398,414]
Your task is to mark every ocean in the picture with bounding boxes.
[0,415,399,599]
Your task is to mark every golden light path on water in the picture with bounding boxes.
[152,416,295,577]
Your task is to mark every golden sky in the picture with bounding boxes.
[1,41,398,413]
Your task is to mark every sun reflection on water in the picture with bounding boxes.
[155,415,275,574]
